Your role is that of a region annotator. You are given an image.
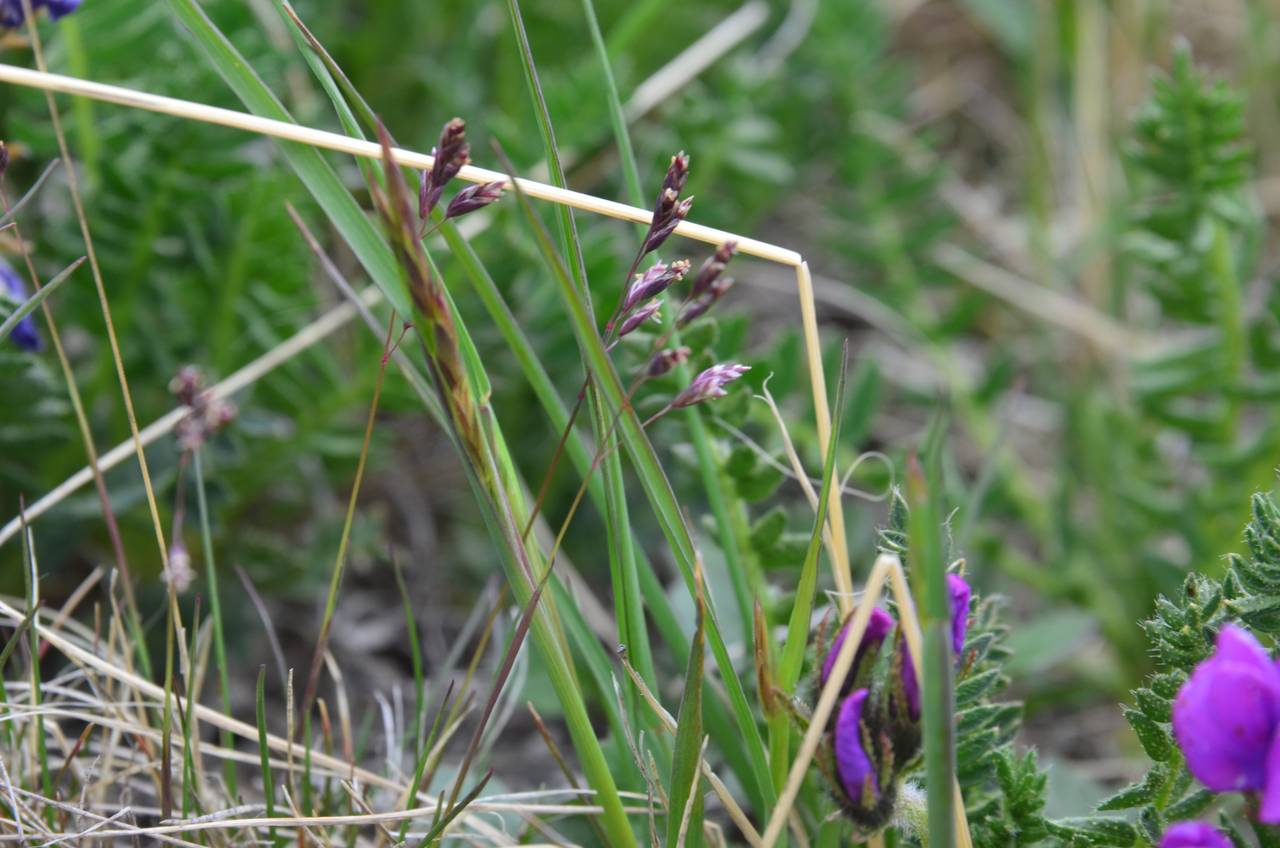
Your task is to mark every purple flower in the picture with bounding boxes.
[621,260,689,314]
[1172,624,1280,821]
[1,0,79,27]
[949,573,971,655]
[1,257,40,352]
[671,363,749,409]
[821,608,893,691]
[834,689,878,805]
[444,181,504,219]
[616,298,663,338]
[1159,821,1232,848]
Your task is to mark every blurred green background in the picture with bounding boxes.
[3,0,1280,806]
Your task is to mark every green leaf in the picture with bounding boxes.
[1123,707,1172,762]
[667,566,706,848]
[0,258,84,344]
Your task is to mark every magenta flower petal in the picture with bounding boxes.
[1173,624,1280,792]
[834,689,878,804]
[1159,821,1232,848]
[1263,726,1280,823]
[821,608,893,690]
[947,573,971,655]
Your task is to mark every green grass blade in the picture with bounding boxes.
[777,345,849,692]
[501,158,775,815]
[0,256,83,344]
[580,0,644,207]
[192,448,236,799]
[769,345,848,819]
[504,0,656,705]
[909,418,955,847]
[256,665,276,823]
[666,564,706,848]
[0,157,61,230]
[164,0,412,318]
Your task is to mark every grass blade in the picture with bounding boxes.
[666,560,707,847]
[908,419,955,848]
[164,0,412,317]
[0,256,83,343]
[499,150,775,815]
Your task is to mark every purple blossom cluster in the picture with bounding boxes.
[817,573,971,829]
[1170,623,1280,825]
[0,0,78,28]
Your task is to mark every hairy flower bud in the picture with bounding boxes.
[822,608,893,694]
[1159,822,1232,848]
[445,180,505,219]
[948,573,971,655]
[835,689,878,804]
[671,363,749,409]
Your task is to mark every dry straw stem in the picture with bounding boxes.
[0,64,855,608]
[759,553,972,848]
[0,598,645,841]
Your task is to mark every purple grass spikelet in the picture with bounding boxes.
[420,118,469,218]
[692,241,736,298]
[647,346,690,378]
[171,365,237,451]
[644,196,693,255]
[1,257,40,352]
[616,298,663,338]
[445,180,505,219]
[671,363,749,409]
[678,275,736,327]
[163,541,195,594]
[622,260,689,314]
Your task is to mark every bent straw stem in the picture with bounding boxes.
[0,64,800,266]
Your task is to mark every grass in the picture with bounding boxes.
[8,2,1280,847]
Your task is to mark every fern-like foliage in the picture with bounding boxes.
[1126,45,1252,322]
[1064,492,1280,846]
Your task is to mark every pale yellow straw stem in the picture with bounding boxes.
[797,261,854,613]
[0,63,800,267]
